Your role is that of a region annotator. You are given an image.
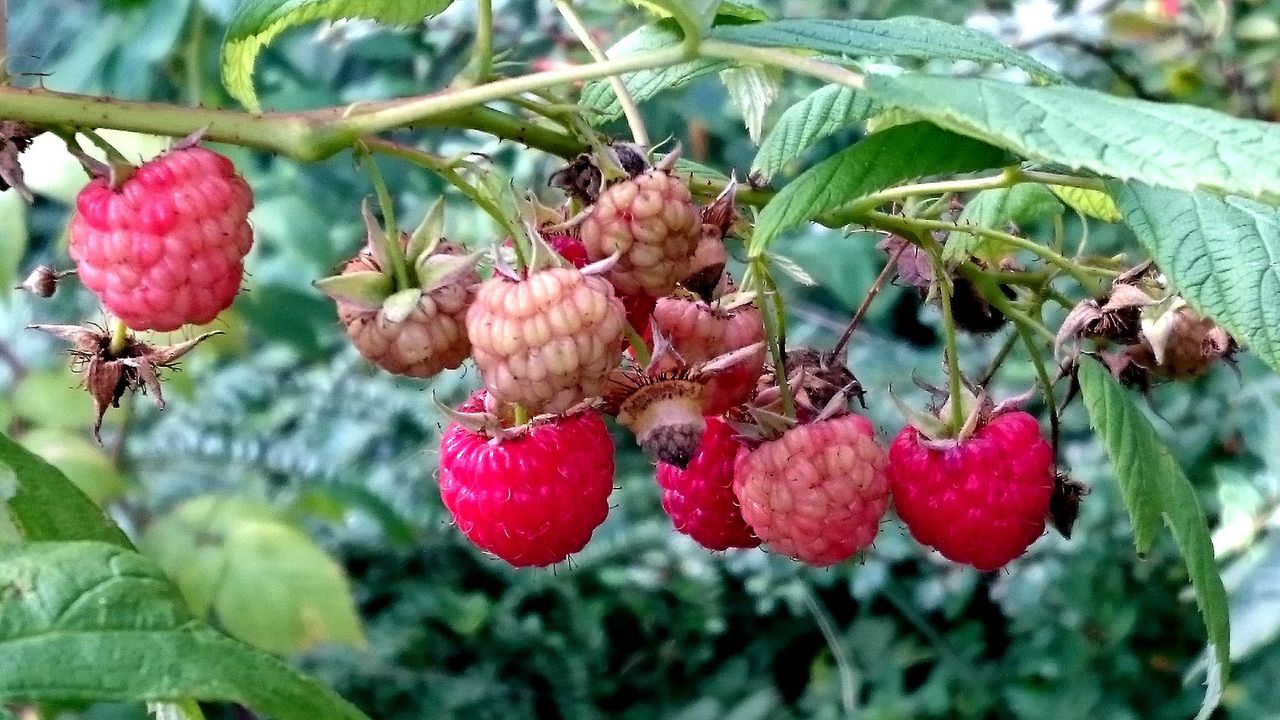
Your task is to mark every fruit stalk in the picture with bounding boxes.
[358,149,413,291]
[918,231,965,430]
[554,0,650,147]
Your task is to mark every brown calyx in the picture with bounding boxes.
[615,376,706,468]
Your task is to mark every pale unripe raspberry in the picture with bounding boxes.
[579,170,700,299]
[70,147,254,332]
[337,244,477,378]
[467,267,626,414]
[652,295,766,414]
[733,414,890,566]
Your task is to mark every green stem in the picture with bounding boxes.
[918,232,964,428]
[1016,320,1060,455]
[624,324,651,367]
[700,40,865,89]
[756,266,795,419]
[80,129,129,163]
[554,0,649,147]
[359,148,413,290]
[961,266,1057,344]
[469,0,494,84]
[108,319,129,357]
[183,3,207,107]
[863,211,1113,293]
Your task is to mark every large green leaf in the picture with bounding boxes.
[1078,357,1229,720]
[141,496,366,655]
[579,21,729,122]
[943,183,1063,264]
[710,17,1063,82]
[719,65,782,145]
[750,122,1009,254]
[0,542,370,720]
[0,431,131,549]
[865,74,1280,203]
[1112,182,1280,373]
[751,84,879,180]
[222,0,454,111]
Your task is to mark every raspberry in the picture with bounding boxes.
[657,416,759,550]
[545,233,589,268]
[70,147,254,332]
[467,267,627,414]
[579,170,701,299]
[439,395,615,566]
[887,411,1054,571]
[336,242,477,378]
[652,294,765,414]
[733,414,889,566]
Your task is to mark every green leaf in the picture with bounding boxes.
[19,429,127,506]
[0,430,132,549]
[719,66,782,145]
[751,84,879,180]
[750,123,1009,254]
[0,192,28,303]
[221,0,455,111]
[710,17,1064,83]
[864,74,1280,203]
[579,21,729,122]
[0,542,370,720]
[1078,357,1229,720]
[1051,185,1122,223]
[944,183,1063,264]
[1112,182,1280,374]
[141,497,365,655]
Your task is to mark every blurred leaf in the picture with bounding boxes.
[11,369,96,431]
[222,0,455,110]
[0,542,370,720]
[0,430,132,548]
[710,17,1064,82]
[1051,185,1122,223]
[865,74,1280,203]
[1223,535,1280,661]
[142,496,366,655]
[234,285,334,357]
[1078,357,1229,720]
[1113,182,1280,374]
[0,192,28,302]
[580,22,731,122]
[944,183,1063,264]
[752,84,878,180]
[750,123,1008,253]
[719,66,782,145]
[19,429,126,506]
[298,483,416,546]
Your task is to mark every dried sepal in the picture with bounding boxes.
[1047,472,1089,539]
[28,324,219,440]
[16,266,75,298]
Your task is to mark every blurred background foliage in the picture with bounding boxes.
[3,0,1280,718]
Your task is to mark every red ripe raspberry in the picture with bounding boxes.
[887,411,1054,571]
[580,170,701,299]
[622,292,658,336]
[467,267,626,414]
[733,414,889,566]
[657,416,759,550]
[545,233,589,268]
[652,294,765,414]
[70,147,254,332]
[439,396,615,567]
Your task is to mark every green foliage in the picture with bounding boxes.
[0,194,27,304]
[1051,185,1122,223]
[1079,358,1230,720]
[222,0,456,110]
[0,542,371,720]
[1114,183,1280,374]
[864,74,1280,202]
[142,496,366,655]
[944,184,1064,264]
[750,123,1010,252]
[0,431,132,549]
[710,16,1064,82]
[751,84,878,180]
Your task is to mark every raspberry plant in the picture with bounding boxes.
[4,1,1280,718]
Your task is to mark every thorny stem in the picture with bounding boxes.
[832,243,904,361]
[358,146,413,291]
[81,129,129,163]
[553,0,649,147]
[918,231,965,430]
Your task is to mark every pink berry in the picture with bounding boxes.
[657,416,759,550]
[69,147,254,332]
